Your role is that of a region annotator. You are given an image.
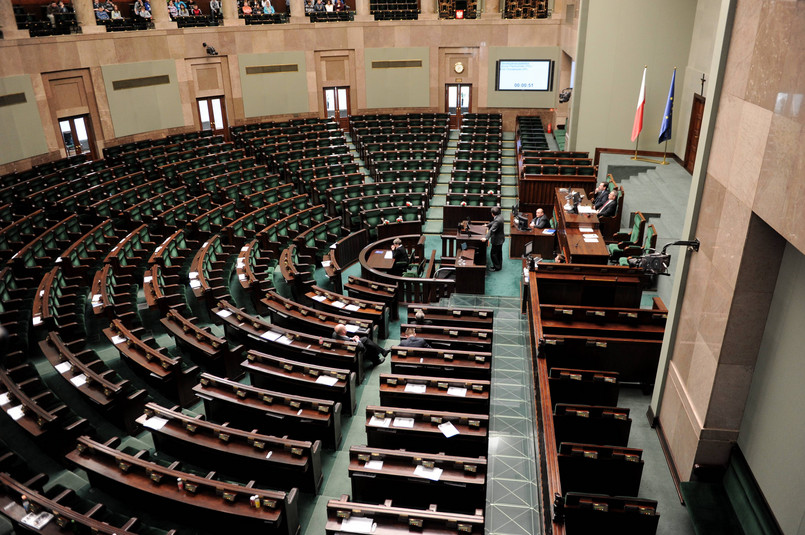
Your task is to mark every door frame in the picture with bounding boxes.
[196,95,229,136]
[58,114,99,160]
[445,83,472,129]
[323,86,351,129]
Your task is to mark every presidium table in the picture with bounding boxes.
[552,187,610,264]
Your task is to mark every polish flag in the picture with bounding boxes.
[631,67,646,142]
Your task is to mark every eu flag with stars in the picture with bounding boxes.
[658,68,675,143]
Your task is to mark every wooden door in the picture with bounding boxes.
[324,86,350,129]
[446,84,471,129]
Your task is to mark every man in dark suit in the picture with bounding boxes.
[390,237,409,275]
[332,324,388,366]
[530,208,550,229]
[399,328,431,348]
[590,182,609,209]
[597,191,618,218]
[482,206,505,271]
[412,309,433,325]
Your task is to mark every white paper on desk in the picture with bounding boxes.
[364,460,384,471]
[21,512,53,530]
[321,260,331,267]
[344,324,359,333]
[297,408,304,416]
[0,392,10,405]
[405,383,427,394]
[332,301,346,309]
[111,335,127,345]
[143,416,169,430]
[393,417,415,428]
[542,229,556,235]
[369,416,391,428]
[55,361,71,374]
[315,375,339,386]
[447,386,468,397]
[578,206,595,214]
[414,464,443,481]
[215,309,233,318]
[330,243,337,250]
[438,421,459,438]
[345,304,360,312]
[384,251,393,259]
[311,294,327,302]
[583,236,600,242]
[266,451,273,459]
[237,259,245,268]
[91,302,103,308]
[579,227,594,233]
[8,405,25,421]
[32,316,42,326]
[70,374,87,387]
[189,280,201,289]
[340,516,375,534]
[143,276,153,284]
[189,271,198,279]
[260,330,281,341]
[277,335,293,345]
[92,293,102,303]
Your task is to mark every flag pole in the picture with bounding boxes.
[661,138,669,165]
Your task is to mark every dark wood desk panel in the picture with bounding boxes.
[509,212,556,259]
[553,188,609,265]
[455,250,486,294]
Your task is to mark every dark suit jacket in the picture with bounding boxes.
[598,198,617,218]
[593,189,608,209]
[531,215,550,229]
[399,336,431,348]
[486,214,505,246]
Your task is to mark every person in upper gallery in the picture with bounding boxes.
[190,2,202,15]
[209,0,220,16]
[590,182,609,209]
[93,1,110,19]
[597,191,618,218]
[332,323,389,366]
[390,238,409,275]
[313,0,326,12]
[481,206,505,271]
[167,0,178,17]
[46,1,60,26]
[399,328,431,349]
[530,208,550,229]
[412,309,433,326]
[110,4,123,18]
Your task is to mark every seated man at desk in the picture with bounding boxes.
[332,324,388,366]
[411,309,433,325]
[390,238,409,276]
[530,208,550,229]
[399,328,431,348]
[590,182,608,209]
[597,191,618,218]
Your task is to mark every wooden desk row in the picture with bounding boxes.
[66,435,299,535]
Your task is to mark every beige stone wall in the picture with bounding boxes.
[659,0,805,480]
[0,18,560,170]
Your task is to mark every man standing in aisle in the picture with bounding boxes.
[482,206,505,271]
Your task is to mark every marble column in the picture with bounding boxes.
[73,0,105,34]
[222,0,244,26]
[289,0,308,23]
[0,0,29,39]
[419,0,436,20]
[354,0,370,21]
[150,0,177,29]
[481,0,499,18]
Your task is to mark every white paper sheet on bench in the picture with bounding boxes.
[143,416,169,430]
[579,226,594,233]
[260,330,281,341]
[345,324,359,333]
[55,361,71,374]
[0,393,11,405]
[340,516,375,534]
[111,335,127,345]
[215,309,233,318]
[311,294,327,302]
[364,460,384,470]
[438,421,459,438]
[392,417,415,428]
[404,383,427,394]
[70,374,87,387]
[447,387,468,397]
[414,465,443,481]
[369,416,391,427]
[8,405,25,421]
[315,375,339,386]
[384,251,393,259]
[345,304,360,312]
